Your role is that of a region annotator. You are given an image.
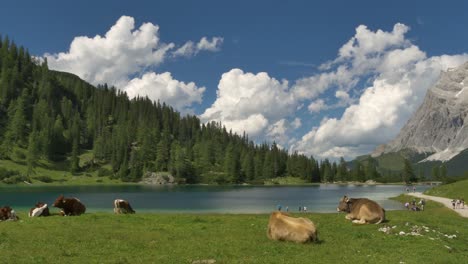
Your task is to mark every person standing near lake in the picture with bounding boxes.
[419,199,426,211]
[413,186,416,193]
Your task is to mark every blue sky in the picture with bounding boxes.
[1,0,468,160]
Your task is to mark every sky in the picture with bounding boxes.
[1,0,468,160]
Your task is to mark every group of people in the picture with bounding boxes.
[404,198,425,211]
[276,205,307,212]
[405,186,417,193]
[451,198,465,209]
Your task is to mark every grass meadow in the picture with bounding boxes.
[1,195,467,264]
[425,179,468,199]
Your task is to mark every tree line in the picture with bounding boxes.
[0,36,405,184]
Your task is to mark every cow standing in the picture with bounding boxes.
[0,206,19,221]
[53,195,86,216]
[337,195,385,224]
[29,202,50,217]
[114,199,135,214]
[267,211,318,243]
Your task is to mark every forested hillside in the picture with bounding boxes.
[0,37,384,184]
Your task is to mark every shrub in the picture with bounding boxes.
[0,168,20,180]
[97,167,112,177]
[3,174,30,184]
[34,175,54,183]
[13,148,26,160]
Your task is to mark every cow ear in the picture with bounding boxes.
[345,197,350,203]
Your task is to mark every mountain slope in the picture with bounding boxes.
[381,62,468,161]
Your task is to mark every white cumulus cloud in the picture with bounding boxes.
[201,69,297,138]
[124,72,205,113]
[44,15,222,112]
[291,23,468,160]
[308,99,327,113]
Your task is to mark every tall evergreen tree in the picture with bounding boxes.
[402,159,416,183]
[26,130,40,176]
[431,166,440,181]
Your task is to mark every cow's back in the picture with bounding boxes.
[72,198,86,215]
[350,198,385,223]
[267,212,317,243]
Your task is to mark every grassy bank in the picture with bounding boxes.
[424,179,468,199]
[1,199,467,263]
[0,158,123,186]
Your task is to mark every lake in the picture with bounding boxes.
[0,184,432,214]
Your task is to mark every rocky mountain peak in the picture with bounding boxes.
[375,61,468,161]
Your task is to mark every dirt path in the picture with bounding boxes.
[407,192,468,218]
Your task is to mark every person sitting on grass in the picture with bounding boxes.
[404,202,410,210]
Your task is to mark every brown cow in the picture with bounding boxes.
[29,202,50,217]
[337,195,385,224]
[113,199,135,214]
[0,206,19,221]
[267,211,318,243]
[53,195,86,216]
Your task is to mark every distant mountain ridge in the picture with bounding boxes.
[373,61,468,162]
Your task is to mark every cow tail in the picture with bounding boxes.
[375,208,386,224]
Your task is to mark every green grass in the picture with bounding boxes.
[1,201,467,264]
[0,158,123,186]
[264,176,312,185]
[425,179,468,199]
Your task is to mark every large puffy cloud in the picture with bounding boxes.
[200,69,297,140]
[125,72,205,113]
[45,16,172,87]
[291,24,468,159]
[45,15,220,112]
[292,24,411,101]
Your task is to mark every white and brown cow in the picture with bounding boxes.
[114,199,135,214]
[0,206,19,221]
[29,202,50,217]
[337,195,385,224]
[53,195,86,216]
[267,211,318,243]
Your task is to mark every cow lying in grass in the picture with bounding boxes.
[337,195,385,224]
[114,199,135,214]
[0,206,19,221]
[267,211,318,243]
[53,195,86,216]
[29,202,50,217]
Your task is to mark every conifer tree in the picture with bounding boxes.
[402,159,416,183]
[26,130,40,176]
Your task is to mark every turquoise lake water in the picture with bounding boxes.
[0,184,432,214]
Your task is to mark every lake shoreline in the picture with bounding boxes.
[0,181,439,188]
[1,184,432,214]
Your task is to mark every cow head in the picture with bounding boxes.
[53,195,65,208]
[337,195,351,212]
[36,202,46,208]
